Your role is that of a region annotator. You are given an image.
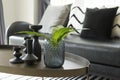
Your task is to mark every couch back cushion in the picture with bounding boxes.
[67,0,85,34]
[80,7,118,40]
[111,7,120,38]
[39,4,71,34]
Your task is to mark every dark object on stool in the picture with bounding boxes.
[9,46,24,64]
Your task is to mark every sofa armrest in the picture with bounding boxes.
[5,21,32,45]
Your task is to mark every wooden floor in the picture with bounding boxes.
[0,72,118,80]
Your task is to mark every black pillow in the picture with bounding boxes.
[80,7,118,40]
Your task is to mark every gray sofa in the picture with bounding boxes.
[6,22,120,79]
[5,2,120,79]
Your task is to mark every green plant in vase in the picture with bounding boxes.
[18,25,75,68]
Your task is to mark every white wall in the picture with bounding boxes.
[3,0,16,28]
[51,0,75,5]
[2,0,35,29]
[14,0,34,24]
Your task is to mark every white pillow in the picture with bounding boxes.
[39,4,71,34]
[111,7,120,38]
[67,0,85,35]
[67,8,86,34]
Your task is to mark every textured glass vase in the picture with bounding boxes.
[43,40,65,68]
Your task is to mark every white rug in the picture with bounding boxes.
[0,72,118,80]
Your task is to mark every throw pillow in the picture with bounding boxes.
[67,0,85,35]
[67,6,85,34]
[111,7,120,38]
[100,5,120,39]
[80,7,118,40]
[39,4,71,34]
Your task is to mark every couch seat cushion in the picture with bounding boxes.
[65,35,120,67]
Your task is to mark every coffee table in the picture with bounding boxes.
[0,45,90,80]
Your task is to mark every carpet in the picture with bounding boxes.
[0,72,119,80]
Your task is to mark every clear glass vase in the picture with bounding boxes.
[43,40,65,68]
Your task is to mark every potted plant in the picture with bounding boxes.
[18,25,75,68]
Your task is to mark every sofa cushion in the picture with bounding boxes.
[67,0,85,35]
[111,7,120,38]
[90,63,120,78]
[80,7,118,40]
[39,4,71,34]
[65,35,120,67]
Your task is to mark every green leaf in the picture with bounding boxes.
[17,31,50,41]
[51,26,74,47]
[52,25,64,34]
[17,25,75,48]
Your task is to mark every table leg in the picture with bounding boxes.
[86,74,89,80]
[42,77,44,80]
